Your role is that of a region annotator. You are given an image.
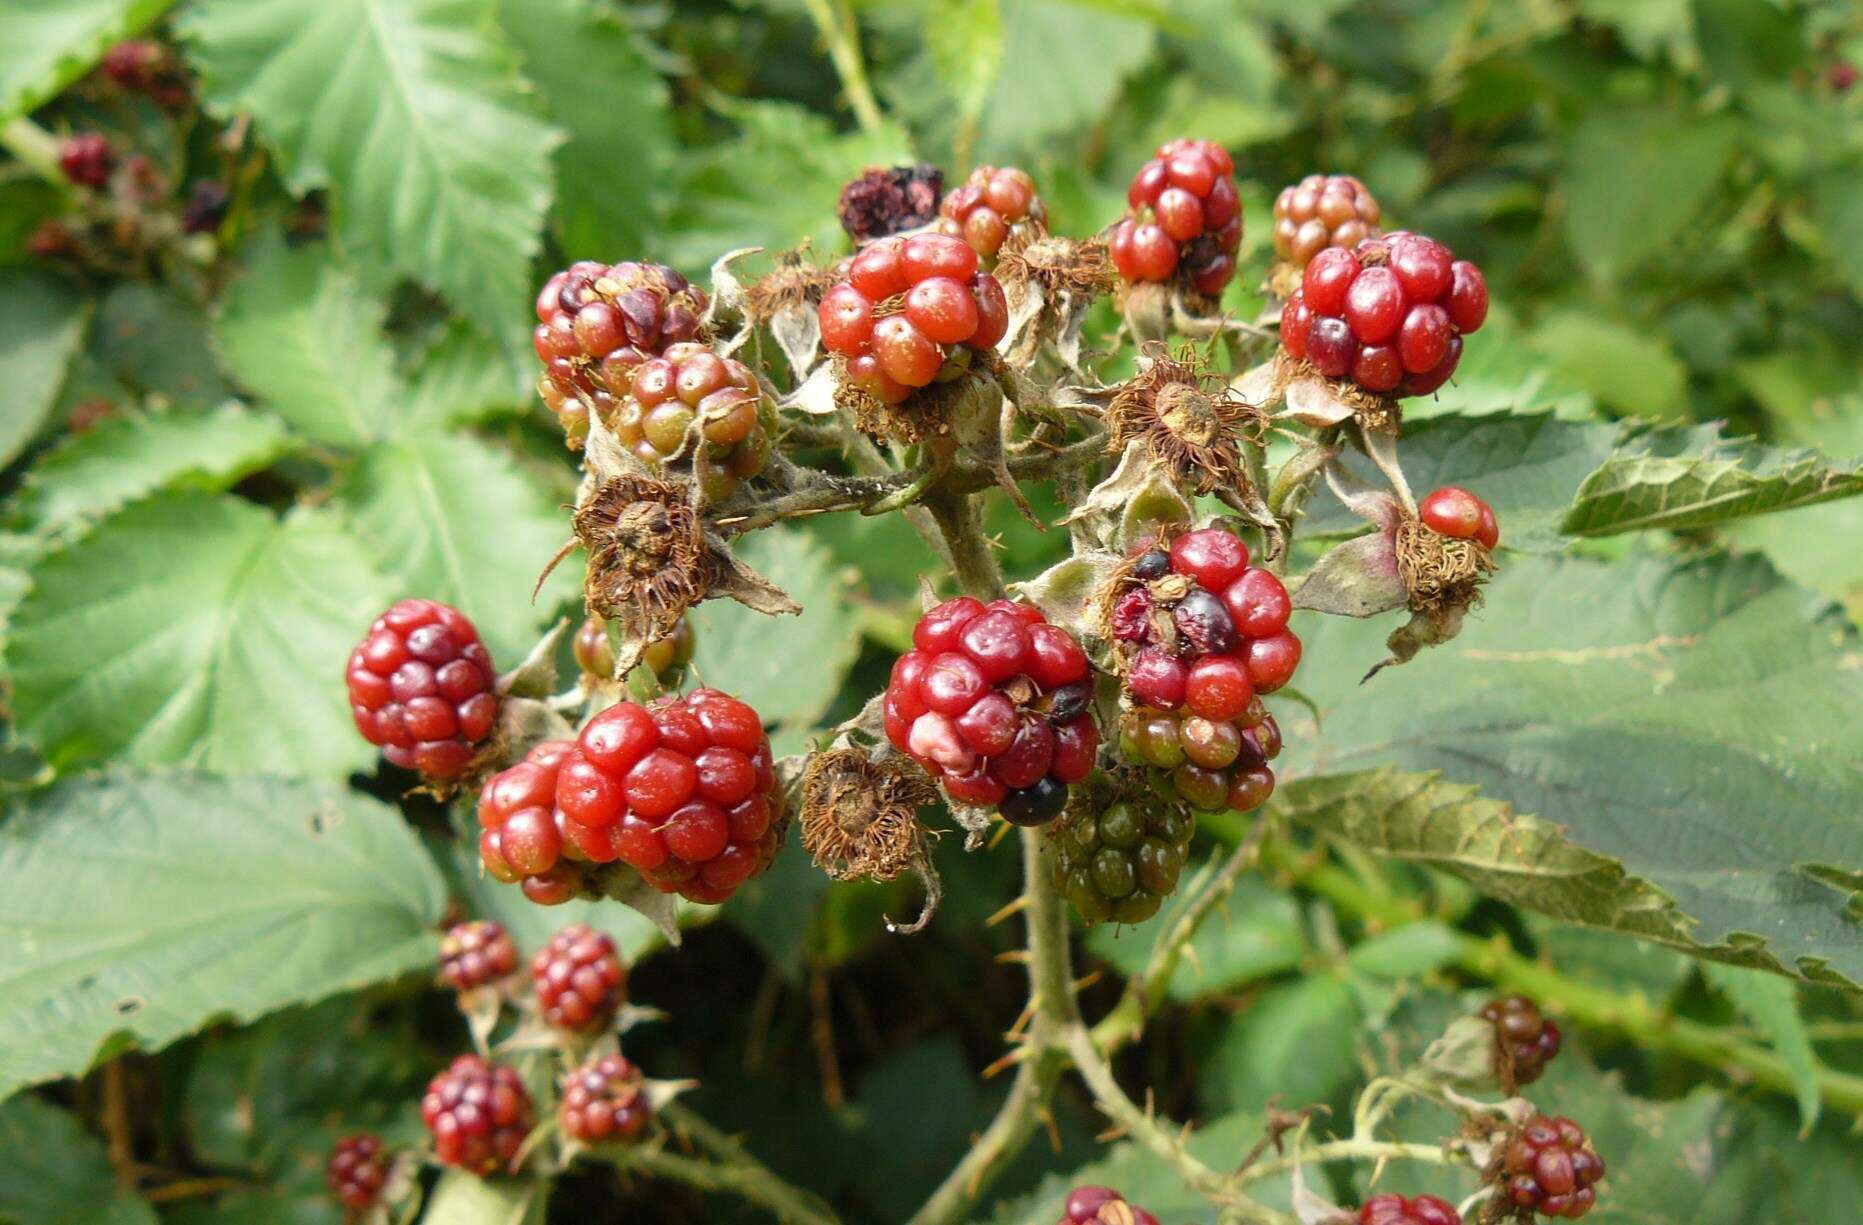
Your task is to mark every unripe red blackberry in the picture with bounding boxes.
[1360,1193,1460,1225]
[885,598,1098,827]
[531,923,627,1032]
[1112,139,1241,297]
[102,41,161,89]
[1280,231,1487,399]
[347,599,499,782]
[440,920,519,992]
[1419,486,1500,550]
[1058,1185,1161,1225]
[820,233,1010,404]
[1501,1115,1604,1219]
[58,134,114,188]
[560,1053,653,1144]
[478,740,586,905]
[938,165,1044,259]
[1053,794,1194,924]
[1273,174,1382,268]
[609,342,773,499]
[532,261,708,442]
[327,1133,389,1213]
[1479,995,1561,1088]
[554,690,786,904]
[420,1055,534,1175]
[838,163,943,243]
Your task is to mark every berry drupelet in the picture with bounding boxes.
[1052,794,1195,925]
[326,1133,389,1214]
[420,1055,534,1175]
[1419,486,1500,550]
[938,165,1044,260]
[1502,1115,1604,1219]
[838,163,943,243]
[1272,174,1382,269]
[531,923,627,1032]
[58,134,114,188]
[440,920,519,992]
[1112,139,1242,297]
[608,341,773,499]
[560,1053,653,1144]
[347,599,498,782]
[478,740,585,905]
[1360,1193,1460,1225]
[1059,1185,1161,1225]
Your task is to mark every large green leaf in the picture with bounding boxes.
[0,1095,158,1224]
[1526,311,1687,418]
[1278,551,1863,990]
[6,494,392,777]
[180,0,560,352]
[0,0,174,121]
[1083,875,1304,1001]
[975,0,1157,160]
[1810,160,1863,301]
[1204,970,1363,1114]
[422,1171,541,1225]
[0,771,445,1099]
[1560,109,1740,281]
[1702,962,1821,1133]
[90,283,237,403]
[0,270,89,470]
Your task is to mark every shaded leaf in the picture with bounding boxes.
[0,270,90,469]
[1560,110,1740,281]
[0,1094,158,1225]
[1702,962,1821,1133]
[90,282,237,403]
[1527,311,1687,418]
[0,0,173,121]
[1084,875,1304,1001]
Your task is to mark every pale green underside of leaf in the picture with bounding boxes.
[6,493,393,777]
[0,0,175,122]
[422,1170,541,1225]
[0,270,90,471]
[0,771,445,1100]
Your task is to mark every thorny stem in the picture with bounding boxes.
[1229,1137,1464,1188]
[800,0,886,137]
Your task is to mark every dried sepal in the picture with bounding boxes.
[833,352,1007,445]
[1396,515,1496,613]
[1106,342,1266,498]
[1010,551,1123,651]
[838,163,943,244]
[742,246,836,376]
[994,229,1115,370]
[1061,439,1196,554]
[1253,350,1404,435]
[799,747,946,933]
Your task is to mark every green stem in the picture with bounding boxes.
[923,488,1005,598]
[1230,1137,1463,1188]
[614,1146,841,1225]
[801,0,886,136]
[3,117,69,187]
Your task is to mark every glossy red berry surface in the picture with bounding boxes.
[1359,1193,1460,1225]
[420,1055,534,1175]
[1419,486,1500,550]
[347,599,498,782]
[327,1133,389,1213]
[478,739,583,905]
[58,134,114,188]
[888,598,1097,826]
[1273,173,1382,267]
[553,690,784,904]
[1059,1185,1162,1225]
[560,1053,652,1144]
[821,234,1007,401]
[531,923,626,1031]
[1113,139,1240,296]
[440,920,519,991]
[939,165,1043,258]
[1503,1115,1604,1219]
[1480,995,1562,1086]
[1280,231,1487,399]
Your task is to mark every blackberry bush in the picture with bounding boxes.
[440,919,519,992]
[347,599,498,782]
[1481,995,1562,1087]
[1500,1115,1605,1219]
[560,1053,653,1144]
[326,1133,389,1214]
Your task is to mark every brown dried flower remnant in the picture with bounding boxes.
[800,748,937,884]
[1106,343,1266,496]
[572,474,717,649]
[837,164,943,244]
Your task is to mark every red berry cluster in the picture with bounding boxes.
[420,1055,534,1175]
[58,134,114,188]
[886,598,1098,827]
[479,741,585,905]
[1281,232,1487,398]
[1059,1185,1160,1225]
[531,923,627,1032]
[1360,1193,1461,1225]
[1272,174,1382,268]
[610,341,772,499]
[347,600,499,782]
[1502,1115,1604,1219]
[533,260,707,443]
[1110,529,1297,813]
[1419,486,1500,550]
[1111,139,1241,296]
[326,1133,389,1214]
[560,1053,652,1144]
[440,920,519,992]
[554,691,785,904]
[100,40,190,108]
[1480,995,1561,1088]
[938,165,1043,259]
[819,233,1009,404]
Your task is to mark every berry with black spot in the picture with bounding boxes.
[1360,1192,1460,1225]
[1273,174,1382,269]
[1280,231,1487,399]
[938,165,1044,259]
[181,180,230,235]
[1419,486,1499,550]
[1480,995,1562,1088]
[1053,792,1195,925]
[886,598,1098,827]
[555,690,786,904]
[820,233,1010,404]
[347,599,498,782]
[421,1055,533,1175]
[1112,139,1241,297]
[1501,1115,1604,1219]
[479,740,586,906]
[531,923,627,1031]
[560,1053,653,1144]
[1058,1185,1161,1225]
[440,920,519,992]
[838,163,944,244]
[327,1133,389,1214]
[58,134,114,188]
[609,342,772,499]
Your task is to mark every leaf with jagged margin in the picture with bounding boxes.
[90,282,238,404]
[403,317,528,429]
[0,270,90,470]
[973,0,1157,161]
[1702,962,1821,1133]
[0,0,173,122]
[179,0,559,355]
[0,771,445,1100]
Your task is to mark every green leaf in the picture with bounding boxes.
[7,494,392,777]
[1562,422,1863,536]
[90,283,237,403]
[1279,551,1863,991]
[1084,875,1303,1000]
[180,0,560,352]
[1560,109,1740,281]
[10,404,293,539]
[1204,971,1362,1113]
[1702,962,1821,1133]
[975,0,1157,160]
[336,432,576,665]
[0,1095,158,1225]
[404,317,528,429]
[1811,160,1863,299]
[499,0,671,259]
[0,270,89,469]
[422,1171,541,1225]
[1345,921,1465,979]
[212,234,402,447]
[1527,311,1688,418]
[0,771,445,1099]
[0,0,174,122]
[0,531,43,655]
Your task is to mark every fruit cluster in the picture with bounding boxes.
[58,134,114,188]
[608,341,773,499]
[440,920,519,992]
[479,740,585,904]
[1360,1193,1461,1225]
[574,614,696,684]
[885,597,1099,827]
[1281,232,1488,398]
[420,1054,535,1175]
[1502,1115,1604,1219]
[1419,486,1500,550]
[533,260,707,444]
[938,165,1043,260]
[1109,528,1297,814]
[100,40,190,108]
[1059,1185,1161,1225]
[820,233,1009,404]
[1111,139,1241,297]
[346,600,499,782]
[554,691,785,904]
[531,923,627,1032]
[1052,794,1194,925]
[326,1133,390,1214]
[1272,174,1382,269]
[560,1053,653,1144]
[1480,994,1561,1087]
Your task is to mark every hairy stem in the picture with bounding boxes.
[924,488,1005,598]
[615,1146,842,1225]
[1229,1137,1464,1188]
[801,0,886,136]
